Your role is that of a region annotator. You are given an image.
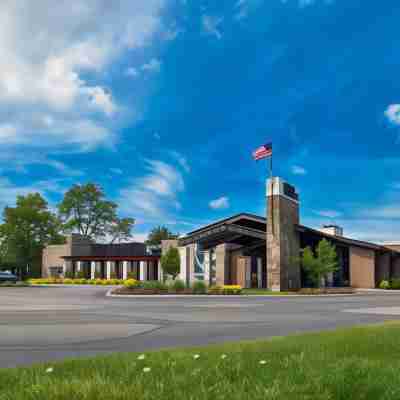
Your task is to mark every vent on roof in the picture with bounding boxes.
[320,225,343,237]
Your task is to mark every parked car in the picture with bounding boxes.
[0,271,18,283]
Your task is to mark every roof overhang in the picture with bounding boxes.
[296,225,390,252]
[179,223,265,248]
[62,255,160,261]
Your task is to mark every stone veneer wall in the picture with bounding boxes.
[266,194,301,291]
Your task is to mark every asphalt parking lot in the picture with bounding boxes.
[1,286,400,368]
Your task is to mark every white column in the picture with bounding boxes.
[122,261,128,280]
[157,260,163,281]
[179,247,186,283]
[106,261,111,280]
[139,261,145,281]
[90,261,96,280]
[203,250,210,285]
[76,261,82,272]
[62,260,67,277]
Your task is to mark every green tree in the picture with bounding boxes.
[109,217,135,243]
[58,183,134,242]
[300,239,339,288]
[145,226,178,246]
[0,193,64,278]
[160,247,180,280]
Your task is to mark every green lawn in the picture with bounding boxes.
[2,323,400,399]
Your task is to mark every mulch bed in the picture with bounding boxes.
[297,287,355,295]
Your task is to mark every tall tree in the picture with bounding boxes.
[109,217,135,244]
[300,239,339,288]
[58,183,134,242]
[145,226,178,246]
[0,193,64,278]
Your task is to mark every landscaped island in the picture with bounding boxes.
[1,322,400,399]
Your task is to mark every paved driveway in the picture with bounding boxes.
[1,286,400,368]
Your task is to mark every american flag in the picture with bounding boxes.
[252,143,272,161]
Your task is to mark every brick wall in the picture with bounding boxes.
[350,246,375,288]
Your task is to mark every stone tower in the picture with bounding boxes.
[266,177,301,291]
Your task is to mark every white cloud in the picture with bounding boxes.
[142,58,162,73]
[0,0,166,151]
[162,27,182,41]
[110,168,123,175]
[281,0,334,7]
[87,87,116,116]
[0,177,68,210]
[209,196,230,210]
[202,15,223,40]
[291,165,307,175]
[359,204,400,219]
[171,151,191,173]
[119,159,185,219]
[234,0,250,20]
[385,104,400,126]
[125,67,139,78]
[313,210,342,218]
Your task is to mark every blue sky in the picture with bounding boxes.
[1,0,400,242]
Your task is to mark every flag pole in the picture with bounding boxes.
[269,150,274,237]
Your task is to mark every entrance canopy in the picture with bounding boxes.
[179,213,266,250]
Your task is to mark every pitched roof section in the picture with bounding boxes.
[297,225,395,252]
[179,213,266,248]
[185,213,266,236]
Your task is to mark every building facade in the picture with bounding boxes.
[175,177,400,290]
[42,177,400,290]
[42,234,161,281]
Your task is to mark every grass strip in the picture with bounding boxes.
[1,322,400,399]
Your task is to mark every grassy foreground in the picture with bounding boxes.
[2,323,400,400]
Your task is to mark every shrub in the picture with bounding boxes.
[75,271,86,279]
[208,285,222,294]
[63,278,74,284]
[64,271,74,279]
[124,279,139,289]
[127,272,138,280]
[222,285,242,295]
[141,280,168,290]
[192,280,207,294]
[109,279,123,285]
[160,247,180,279]
[379,280,390,290]
[170,279,185,292]
[73,279,87,284]
[391,279,400,290]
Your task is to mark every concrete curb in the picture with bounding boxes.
[356,289,400,294]
[105,288,357,298]
[30,284,118,288]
